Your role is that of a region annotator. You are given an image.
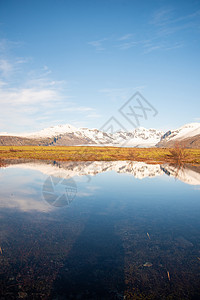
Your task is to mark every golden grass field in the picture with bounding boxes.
[0,146,200,164]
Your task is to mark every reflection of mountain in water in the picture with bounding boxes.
[7,161,162,179]
[161,164,200,186]
[6,160,200,185]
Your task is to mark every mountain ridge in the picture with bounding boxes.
[157,122,200,148]
[1,122,200,148]
[0,124,164,147]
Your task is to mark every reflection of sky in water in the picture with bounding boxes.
[0,162,200,298]
[0,162,200,213]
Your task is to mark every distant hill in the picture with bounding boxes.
[0,136,51,146]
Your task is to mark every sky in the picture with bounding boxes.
[0,0,200,134]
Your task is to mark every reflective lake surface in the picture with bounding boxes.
[0,160,200,299]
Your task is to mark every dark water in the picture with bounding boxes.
[0,161,200,299]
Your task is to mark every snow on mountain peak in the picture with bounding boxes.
[23,124,78,138]
[163,122,200,141]
[2,122,199,147]
[0,123,164,146]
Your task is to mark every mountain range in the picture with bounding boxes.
[0,122,200,148]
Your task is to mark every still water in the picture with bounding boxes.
[0,160,200,299]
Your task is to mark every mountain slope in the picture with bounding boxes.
[0,136,53,146]
[157,123,200,148]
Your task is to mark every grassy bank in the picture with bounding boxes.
[0,146,200,164]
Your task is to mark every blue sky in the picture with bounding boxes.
[0,0,200,133]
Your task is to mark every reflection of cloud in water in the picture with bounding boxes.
[0,168,53,212]
[0,194,52,212]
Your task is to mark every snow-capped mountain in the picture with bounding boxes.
[161,123,200,141]
[1,122,200,148]
[0,124,77,138]
[157,123,200,148]
[0,124,164,147]
[26,124,78,138]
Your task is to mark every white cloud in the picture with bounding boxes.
[0,59,13,77]
[118,34,133,41]
[143,44,163,54]
[0,80,7,87]
[0,87,60,105]
[151,7,200,27]
[117,41,139,50]
[0,46,99,132]
[150,8,173,27]
[99,86,146,102]
[61,106,94,112]
[88,7,200,55]
[0,39,22,54]
[86,113,102,119]
[88,38,107,51]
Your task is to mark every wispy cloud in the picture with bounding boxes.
[61,106,94,112]
[0,80,7,87]
[99,86,146,102]
[150,6,200,40]
[0,39,30,79]
[150,8,173,27]
[0,39,99,132]
[86,112,102,119]
[151,7,200,27]
[117,41,139,50]
[0,67,98,131]
[88,38,108,51]
[143,44,163,54]
[143,41,184,54]
[0,59,13,77]
[88,7,200,54]
[0,39,22,54]
[88,32,183,54]
[99,88,131,102]
[0,87,60,105]
[144,7,200,52]
[118,34,133,41]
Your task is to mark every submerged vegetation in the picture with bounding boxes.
[0,146,200,164]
